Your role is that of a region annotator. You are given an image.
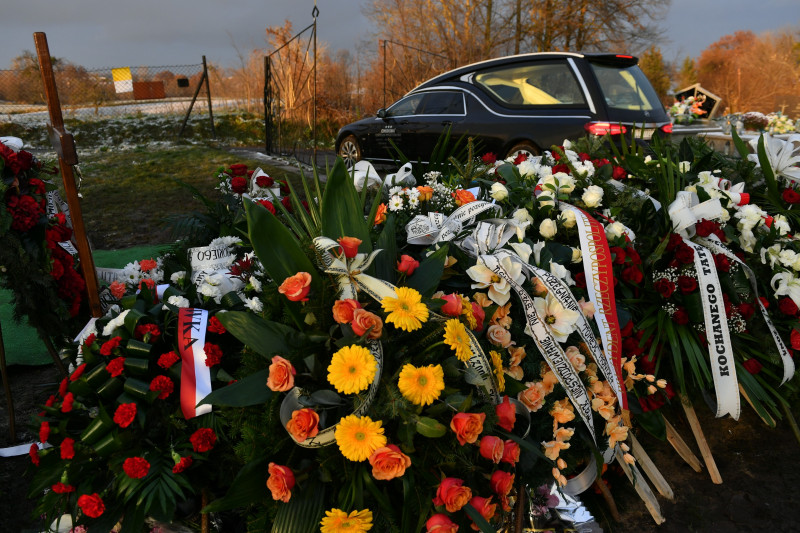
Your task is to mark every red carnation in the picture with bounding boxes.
[666,233,683,251]
[84,333,97,349]
[610,246,626,264]
[69,363,87,382]
[621,265,643,284]
[258,199,276,214]
[190,427,217,453]
[158,351,180,369]
[574,272,586,288]
[7,194,43,232]
[256,174,274,187]
[208,316,227,334]
[134,323,161,343]
[620,321,634,338]
[77,493,105,518]
[782,188,800,204]
[513,152,528,165]
[779,297,799,317]
[60,437,76,460]
[150,375,175,400]
[29,444,40,466]
[100,336,123,356]
[672,307,689,325]
[552,163,570,175]
[39,421,50,444]
[204,343,223,367]
[738,302,755,321]
[482,152,497,164]
[113,403,137,428]
[653,278,675,298]
[695,219,718,238]
[52,482,75,494]
[230,175,248,194]
[791,329,800,350]
[677,275,698,293]
[58,377,68,397]
[61,392,74,413]
[172,456,193,473]
[612,165,627,180]
[123,456,150,479]
[106,357,126,378]
[626,247,641,265]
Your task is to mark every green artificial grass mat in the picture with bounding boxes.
[1,244,168,366]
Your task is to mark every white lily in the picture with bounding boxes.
[771,271,800,308]
[467,255,524,306]
[533,293,580,343]
[747,133,800,184]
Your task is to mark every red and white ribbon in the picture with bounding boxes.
[178,308,212,419]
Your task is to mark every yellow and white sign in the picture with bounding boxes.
[111,67,133,93]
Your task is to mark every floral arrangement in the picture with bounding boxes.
[741,111,769,132]
[767,112,797,135]
[28,133,800,532]
[668,95,707,125]
[0,136,87,338]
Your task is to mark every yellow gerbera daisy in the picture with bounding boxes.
[444,318,472,362]
[320,508,373,533]
[397,363,445,406]
[335,415,386,462]
[328,345,377,395]
[460,295,477,329]
[490,350,506,392]
[381,287,429,332]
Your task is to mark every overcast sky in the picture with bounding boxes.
[0,0,797,71]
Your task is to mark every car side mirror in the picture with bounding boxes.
[377,108,387,119]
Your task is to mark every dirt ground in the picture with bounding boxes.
[2,363,800,532]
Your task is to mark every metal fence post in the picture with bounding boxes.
[264,55,271,154]
[203,56,216,139]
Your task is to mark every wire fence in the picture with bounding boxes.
[0,62,244,124]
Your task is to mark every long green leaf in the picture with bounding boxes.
[730,126,751,160]
[203,457,269,513]
[321,158,372,252]
[757,134,780,203]
[217,311,294,356]
[198,368,272,407]
[272,482,326,533]
[463,502,494,533]
[373,215,398,284]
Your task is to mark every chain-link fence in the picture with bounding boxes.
[0,62,242,124]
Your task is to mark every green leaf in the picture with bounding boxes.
[406,244,449,297]
[373,214,398,284]
[308,389,344,406]
[217,311,295,356]
[730,126,751,160]
[272,481,326,533]
[198,368,271,407]
[245,198,319,291]
[321,159,372,252]
[203,457,269,513]
[415,416,447,438]
[757,134,780,203]
[463,502,494,533]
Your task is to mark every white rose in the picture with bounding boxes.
[582,185,604,208]
[489,182,508,201]
[605,221,626,240]
[553,172,576,192]
[679,161,691,173]
[559,209,576,229]
[513,208,533,225]
[509,242,532,263]
[571,247,582,263]
[539,218,558,239]
[537,191,555,208]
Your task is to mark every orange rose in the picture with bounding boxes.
[478,435,504,464]
[416,186,434,201]
[452,189,476,207]
[518,382,545,412]
[495,395,516,432]
[468,496,497,530]
[432,477,472,512]
[338,236,362,258]
[487,325,514,348]
[368,444,411,480]
[267,462,295,502]
[374,203,388,225]
[490,303,512,328]
[508,345,526,367]
[490,470,514,497]
[397,254,420,276]
[440,293,463,317]
[267,355,295,392]
[426,513,458,533]
[450,412,485,446]
[501,439,520,465]
[286,408,319,442]
[351,309,383,339]
[332,298,362,324]
[278,272,312,302]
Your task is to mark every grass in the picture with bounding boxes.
[73,145,294,248]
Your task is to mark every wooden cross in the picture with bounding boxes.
[33,32,102,318]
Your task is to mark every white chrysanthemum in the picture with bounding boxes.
[209,236,242,249]
[249,276,262,293]
[163,295,190,310]
[389,185,403,196]
[244,296,263,312]
[102,309,130,336]
[170,271,186,283]
[773,214,791,236]
[389,195,404,212]
[573,161,595,178]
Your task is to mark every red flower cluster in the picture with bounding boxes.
[106,357,126,377]
[158,351,181,369]
[134,323,161,343]
[204,342,223,367]
[229,163,248,176]
[190,427,217,452]
[231,175,248,194]
[0,141,34,175]
[149,375,175,399]
[77,493,105,518]
[172,456,193,473]
[123,456,150,479]
[7,194,43,232]
[256,174,274,188]
[61,437,76,460]
[113,403,137,428]
[208,315,227,334]
[52,482,75,494]
[100,336,123,356]
[258,199,276,214]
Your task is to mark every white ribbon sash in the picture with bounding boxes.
[668,190,725,238]
[406,201,502,245]
[684,240,740,419]
[697,237,795,385]
[560,204,625,408]
[178,308,213,419]
[313,236,397,301]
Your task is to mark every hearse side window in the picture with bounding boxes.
[420,92,465,115]
[386,94,426,117]
[474,62,587,107]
